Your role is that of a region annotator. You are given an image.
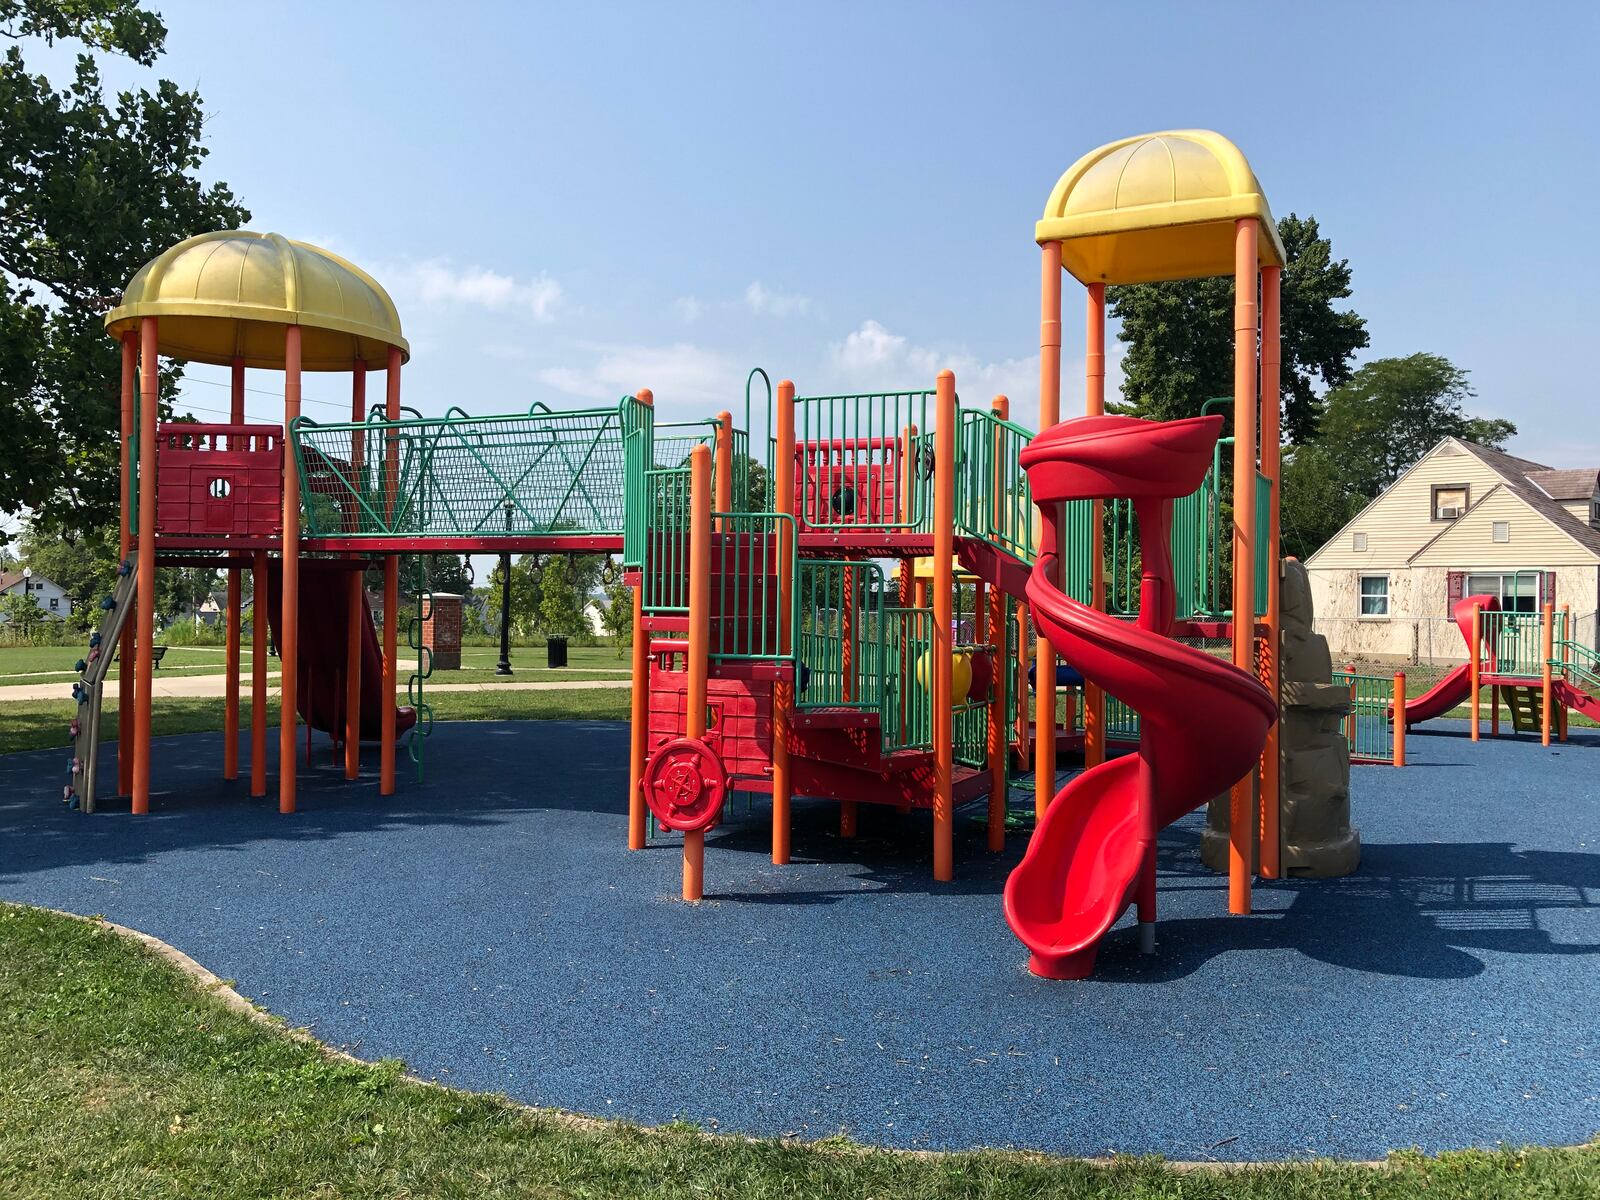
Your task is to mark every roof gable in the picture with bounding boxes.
[1525,468,1600,501]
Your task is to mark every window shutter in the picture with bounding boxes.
[1446,571,1465,605]
[1542,571,1556,608]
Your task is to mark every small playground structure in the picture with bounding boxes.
[75,129,1594,980]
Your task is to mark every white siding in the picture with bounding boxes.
[1411,486,1600,569]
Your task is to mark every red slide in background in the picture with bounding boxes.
[1396,593,1498,727]
[1003,415,1277,979]
[266,562,416,741]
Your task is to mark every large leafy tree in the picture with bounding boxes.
[1280,353,1516,560]
[0,0,248,539]
[1108,214,1369,444]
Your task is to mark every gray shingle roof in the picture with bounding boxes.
[1457,440,1600,557]
[1524,468,1600,502]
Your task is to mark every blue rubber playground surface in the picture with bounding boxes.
[2,718,1598,1161]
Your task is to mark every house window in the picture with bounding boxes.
[1432,484,1468,520]
[1359,575,1389,617]
[1465,572,1545,613]
[49,598,59,611]
[1591,500,1599,526]
[1352,532,1368,552]
[1492,521,1510,543]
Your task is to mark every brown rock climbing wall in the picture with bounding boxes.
[1202,558,1360,877]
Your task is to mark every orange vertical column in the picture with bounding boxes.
[1258,265,1283,877]
[628,388,655,850]
[132,318,159,815]
[986,394,1009,852]
[117,332,137,797]
[1035,245,1062,822]
[1541,602,1554,747]
[1559,603,1571,741]
[1470,603,1482,741]
[1393,672,1407,767]
[683,444,713,901]
[344,361,366,779]
[840,558,857,839]
[279,326,303,815]
[250,549,268,796]
[1083,281,1107,770]
[1227,217,1260,915]
[771,380,796,865]
[381,347,403,795]
[932,371,957,881]
[223,356,245,780]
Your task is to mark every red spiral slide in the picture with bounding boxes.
[1003,415,1277,979]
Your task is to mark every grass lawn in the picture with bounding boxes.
[0,904,1593,1198]
[0,688,630,756]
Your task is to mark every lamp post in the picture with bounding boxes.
[496,498,514,676]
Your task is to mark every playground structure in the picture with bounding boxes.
[81,128,1551,978]
[1396,590,1600,743]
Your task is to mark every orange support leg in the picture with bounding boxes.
[223,355,245,780]
[1227,217,1260,915]
[381,346,403,795]
[279,325,303,815]
[117,331,136,797]
[771,380,796,865]
[344,360,366,780]
[682,444,712,901]
[1393,672,1407,767]
[251,551,268,797]
[1259,265,1283,876]
[132,317,159,815]
[932,371,956,881]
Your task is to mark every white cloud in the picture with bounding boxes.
[537,342,740,417]
[673,296,706,323]
[389,259,563,322]
[745,281,811,318]
[823,319,1125,419]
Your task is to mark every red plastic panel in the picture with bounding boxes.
[156,424,283,537]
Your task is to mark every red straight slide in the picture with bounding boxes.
[1397,593,1498,727]
[267,562,416,741]
[1003,415,1277,979]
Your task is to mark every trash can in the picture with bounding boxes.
[547,637,568,668]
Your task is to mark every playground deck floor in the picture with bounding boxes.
[2,720,1597,1162]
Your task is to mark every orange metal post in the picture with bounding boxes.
[1560,603,1571,741]
[381,347,402,795]
[1259,266,1282,876]
[714,409,733,525]
[1227,218,1260,915]
[132,318,159,815]
[1015,605,1030,763]
[224,356,245,780]
[1036,245,1063,823]
[251,550,268,796]
[986,391,1010,846]
[1542,602,1554,747]
[772,380,796,865]
[840,561,856,838]
[1393,673,1407,767]
[118,332,136,796]
[932,371,956,881]
[628,387,655,849]
[344,360,366,780]
[1470,602,1482,741]
[683,444,712,901]
[279,326,303,815]
[1084,282,1107,771]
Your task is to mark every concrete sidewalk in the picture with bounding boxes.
[0,675,631,702]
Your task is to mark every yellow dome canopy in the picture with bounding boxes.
[105,231,408,371]
[1037,130,1286,286]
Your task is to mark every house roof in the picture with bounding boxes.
[1453,441,1600,558]
[1524,467,1600,502]
[0,570,66,594]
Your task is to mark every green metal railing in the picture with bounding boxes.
[792,391,932,530]
[641,466,693,613]
[795,560,887,709]
[1480,611,1558,679]
[956,409,1033,563]
[1332,670,1395,763]
[1559,638,1600,692]
[880,607,935,754]
[710,512,796,662]
[293,400,634,540]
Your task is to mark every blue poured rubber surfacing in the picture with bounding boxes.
[1,719,1597,1161]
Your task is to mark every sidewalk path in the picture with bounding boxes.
[0,675,631,702]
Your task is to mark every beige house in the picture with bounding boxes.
[1304,438,1600,664]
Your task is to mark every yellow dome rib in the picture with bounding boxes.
[105,231,408,371]
[1036,130,1286,286]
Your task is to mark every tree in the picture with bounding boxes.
[535,554,606,642]
[1108,214,1369,444]
[597,572,633,655]
[1279,353,1517,560]
[0,590,44,637]
[0,0,249,540]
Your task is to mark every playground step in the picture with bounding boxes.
[792,707,881,731]
[1501,685,1543,733]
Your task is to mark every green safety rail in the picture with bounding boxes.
[1481,610,1561,679]
[791,391,933,531]
[1559,637,1600,692]
[710,512,796,662]
[292,400,640,541]
[1332,670,1395,763]
[956,408,1033,563]
[795,560,887,709]
[879,607,935,754]
[640,466,693,613]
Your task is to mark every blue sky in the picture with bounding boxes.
[49,1,1600,466]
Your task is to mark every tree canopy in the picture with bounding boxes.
[1280,353,1517,560]
[1108,214,1369,444]
[0,0,248,539]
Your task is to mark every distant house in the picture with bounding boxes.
[0,569,73,622]
[1304,438,1600,663]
